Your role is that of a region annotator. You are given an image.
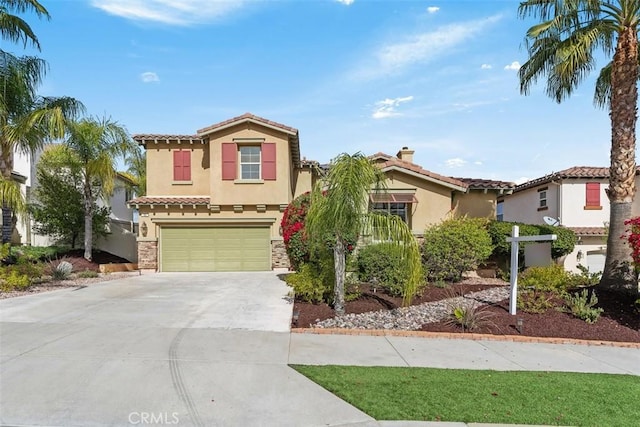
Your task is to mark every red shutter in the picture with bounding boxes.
[586,182,600,207]
[262,143,276,180]
[173,151,183,181]
[221,143,237,180]
[182,150,191,181]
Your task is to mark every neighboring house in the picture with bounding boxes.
[501,167,611,273]
[95,173,138,262]
[370,149,514,235]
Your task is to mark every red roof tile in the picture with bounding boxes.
[568,227,608,236]
[133,134,201,142]
[371,153,468,190]
[453,177,516,190]
[197,112,298,135]
[128,196,210,205]
[515,166,621,192]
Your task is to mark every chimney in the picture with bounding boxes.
[396,147,414,163]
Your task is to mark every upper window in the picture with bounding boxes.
[585,182,601,208]
[239,146,261,180]
[173,150,191,181]
[539,190,547,208]
[221,142,276,181]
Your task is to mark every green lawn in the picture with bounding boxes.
[292,365,640,426]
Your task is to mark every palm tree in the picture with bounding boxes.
[519,0,640,295]
[305,153,423,315]
[63,116,136,260]
[0,0,49,51]
[119,147,146,196]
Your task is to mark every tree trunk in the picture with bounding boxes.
[1,149,16,244]
[600,26,639,296]
[83,181,93,261]
[1,205,12,244]
[333,238,346,316]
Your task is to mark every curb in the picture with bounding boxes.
[292,328,640,349]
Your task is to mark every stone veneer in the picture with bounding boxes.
[137,240,158,270]
[271,240,290,270]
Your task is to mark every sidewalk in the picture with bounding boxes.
[289,332,640,374]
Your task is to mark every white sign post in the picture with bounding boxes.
[506,225,557,315]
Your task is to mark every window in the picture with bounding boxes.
[585,182,601,209]
[239,146,261,180]
[496,201,504,221]
[372,202,408,222]
[539,190,547,208]
[221,142,276,181]
[173,150,191,181]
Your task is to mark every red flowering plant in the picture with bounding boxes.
[281,192,312,270]
[623,217,640,271]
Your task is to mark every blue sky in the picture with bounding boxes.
[15,0,617,183]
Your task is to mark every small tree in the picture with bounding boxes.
[29,148,109,247]
[305,153,423,315]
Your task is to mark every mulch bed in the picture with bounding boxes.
[53,249,130,272]
[294,281,640,343]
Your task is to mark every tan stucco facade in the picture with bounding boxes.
[454,191,497,219]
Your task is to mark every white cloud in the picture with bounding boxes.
[427,6,440,13]
[140,71,160,83]
[481,63,492,69]
[474,161,483,165]
[91,0,246,25]
[504,61,521,71]
[360,15,501,79]
[336,0,354,5]
[445,158,467,168]
[372,96,414,119]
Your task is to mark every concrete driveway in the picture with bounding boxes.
[0,273,374,427]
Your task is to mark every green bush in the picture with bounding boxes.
[563,289,603,323]
[12,259,44,280]
[357,243,413,296]
[281,192,312,270]
[519,264,572,293]
[13,245,68,262]
[517,289,557,313]
[285,257,335,304]
[487,221,576,260]
[0,269,31,292]
[422,217,493,282]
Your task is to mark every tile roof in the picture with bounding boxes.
[371,153,468,190]
[453,177,516,190]
[132,134,201,142]
[128,196,210,206]
[515,166,613,192]
[197,112,298,135]
[568,226,608,236]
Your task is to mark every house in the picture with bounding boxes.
[129,113,315,272]
[500,166,612,273]
[370,149,514,235]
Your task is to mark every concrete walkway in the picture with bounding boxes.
[1,273,638,427]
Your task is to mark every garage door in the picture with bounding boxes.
[587,251,606,274]
[161,227,271,272]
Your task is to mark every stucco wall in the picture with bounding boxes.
[564,236,607,273]
[503,184,559,225]
[454,191,497,219]
[207,123,293,206]
[146,142,210,196]
[383,171,453,234]
[294,168,315,198]
[560,179,609,227]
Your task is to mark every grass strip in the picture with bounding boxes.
[292,365,640,426]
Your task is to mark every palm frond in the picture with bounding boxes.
[0,0,49,49]
[0,175,25,215]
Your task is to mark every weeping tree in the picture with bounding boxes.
[305,153,423,315]
[519,0,640,295]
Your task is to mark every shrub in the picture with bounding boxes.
[487,221,577,260]
[444,296,494,332]
[52,261,73,280]
[568,265,602,288]
[285,257,335,304]
[13,245,68,262]
[518,289,557,313]
[281,192,312,270]
[357,243,413,297]
[78,269,99,278]
[0,269,31,292]
[12,258,44,280]
[563,289,603,323]
[519,264,571,293]
[422,217,493,282]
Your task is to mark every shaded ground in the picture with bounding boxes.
[52,249,130,272]
[294,280,640,343]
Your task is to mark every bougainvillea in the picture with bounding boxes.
[281,192,312,270]
[623,217,640,270]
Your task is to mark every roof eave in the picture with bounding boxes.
[380,165,468,192]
